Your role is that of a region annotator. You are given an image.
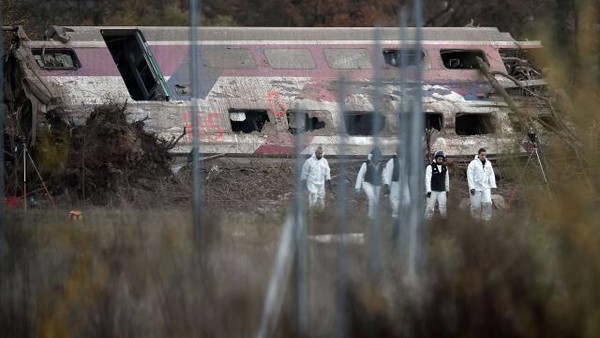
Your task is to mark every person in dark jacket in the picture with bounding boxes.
[382,152,410,219]
[425,150,449,219]
[354,147,383,219]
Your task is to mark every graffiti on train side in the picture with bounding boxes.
[266,91,287,118]
[183,111,224,142]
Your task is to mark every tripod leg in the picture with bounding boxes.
[23,147,27,210]
[26,149,57,209]
[534,149,548,184]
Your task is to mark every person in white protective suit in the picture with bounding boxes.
[425,150,450,219]
[467,148,497,221]
[354,147,384,219]
[382,153,411,219]
[301,146,331,209]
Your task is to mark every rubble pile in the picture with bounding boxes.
[61,103,177,205]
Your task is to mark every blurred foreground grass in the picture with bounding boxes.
[2,203,600,337]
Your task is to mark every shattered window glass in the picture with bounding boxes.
[383,49,424,68]
[324,48,372,69]
[264,48,315,69]
[441,50,487,70]
[229,109,271,133]
[32,48,81,70]
[425,113,443,131]
[287,110,333,135]
[455,113,496,135]
[204,48,257,69]
[344,111,386,136]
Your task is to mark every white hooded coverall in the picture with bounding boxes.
[382,157,411,219]
[425,163,449,219]
[301,153,331,209]
[355,155,382,219]
[467,155,497,221]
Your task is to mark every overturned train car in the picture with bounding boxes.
[2,25,551,157]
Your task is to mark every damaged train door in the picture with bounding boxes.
[101,29,171,101]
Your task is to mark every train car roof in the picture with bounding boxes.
[56,26,524,43]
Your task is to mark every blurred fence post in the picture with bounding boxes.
[395,10,409,253]
[335,76,349,338]
[0,20,6,253]
[189,0,203,258]
[256,215,299,338]
[407,0,426,283]
[370,27,383,280]
[293,106,308,336]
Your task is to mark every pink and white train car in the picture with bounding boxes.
[3,25,547,157]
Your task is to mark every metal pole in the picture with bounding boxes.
[189,0,203,253]
[407,0,425,281]
[335,76,349,338]
[396,10,410,253]
[293,106,307,336]
[0,21,6,251]
[23,146,27,210]
[370,27,384,280]
[256,215,299,338]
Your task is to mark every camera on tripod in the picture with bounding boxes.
[527,127,538,146]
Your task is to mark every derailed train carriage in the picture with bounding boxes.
[2,25,550,158]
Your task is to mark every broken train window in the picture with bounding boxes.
[229,109,270,133]
[32,48,81,70]
[425,113,443,131]
[383,49,424,68]
[455,113,496,135]
[537,114,559,131]
[101,29,170,101]
[441,50,487,70]
[344,111,386,136]
[287,110,331,134]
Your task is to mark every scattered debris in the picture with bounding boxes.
[307,233,365,244]
[491,194,507,210]
[68,210,82,220]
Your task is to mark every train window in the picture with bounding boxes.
[204,48,257,69]
[344,112,386,136]
[383,49,423,67]
[323,48,372,69]
[455,113,496,135]
[441,50,487,69]
[425,113,443,131]
[32,48,81,70]
[229,109,271,133]
[264,49,315,69]
[538,114,559,131]
[287,110,331,134]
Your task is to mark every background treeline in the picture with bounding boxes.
[0,0,584,41]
